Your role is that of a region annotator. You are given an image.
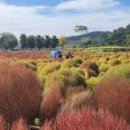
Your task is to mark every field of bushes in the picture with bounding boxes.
[1,51,130,129]
[85,46,130,52]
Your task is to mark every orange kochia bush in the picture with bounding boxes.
[42,108,130,130]
[0,63,42,124]
[40,87,64,120]
[92,77,130,123]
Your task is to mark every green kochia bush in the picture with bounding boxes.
[37,62,61,89]
[99,63,110,72]
[80,61,99,78]
[86,77,101,90]
[104,64,130,79]
[61,58,82,68]
[44,68,87,89]
[40,67,87,120]
[109,59,121,66]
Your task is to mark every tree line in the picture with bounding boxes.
[0,33,64,50]
[83,24,130,47]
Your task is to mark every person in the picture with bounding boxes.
[50,50,63,61]
[50,50,61,58]
[66,52,73,59]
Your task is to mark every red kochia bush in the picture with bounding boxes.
[0,63,41,124]
[0,116,5,130]
[41,108,130,130]
[93,77,130,123]
[11,118,28,130]
[40,87,64,121]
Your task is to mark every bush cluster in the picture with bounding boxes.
[42,107,130,130]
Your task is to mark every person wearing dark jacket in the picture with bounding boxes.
[66,52,73,59]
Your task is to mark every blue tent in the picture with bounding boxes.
[50,50,62,58]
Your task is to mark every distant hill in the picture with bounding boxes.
[67,31,111,42]
[66,24,130,47]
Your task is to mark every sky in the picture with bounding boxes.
[0,0,130,37]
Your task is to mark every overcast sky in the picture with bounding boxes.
[0,0,130,37]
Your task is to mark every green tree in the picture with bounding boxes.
[51,36,59,48]
[0,33,18,50]
[27,35,35,49]
[110,27,126,46]
[100,33,111,46]
[126,34,130,46]
[45,35,51,48]
[74,25,88,45]
[36,35,43,50]
[59,36,66,49]
[74,25,88,34]
[126,24,130,34]
[20,34,28,49]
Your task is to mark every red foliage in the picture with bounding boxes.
[0,51,49,59]
[93,77,130,123]
[41,121,52,130]
[40,87,64,121]
[42,108,129,130]
[0,116,5,130]
[0,63,42,124]
[11,118,28,130]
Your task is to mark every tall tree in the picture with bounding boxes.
[126,24,130,34]
[110,27,126,46]
[36,35,43,50]
[74,25,88,45]
[44,35,51,48]
[51,36,59,48]
[27,35,35,49]
[0,33,18,50]
[74,25,88,34]
[126,34,130,46]
[20,34,28,49]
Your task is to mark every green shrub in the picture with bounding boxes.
[121,59,130,64]
[99,72,105,77]
[99,64,110,72]
[61,58,82,68]
[109,59,121,66]
[86,77,101,90]
[44,68,87,90]
[104,64,130,79]
[37,62,48,75]
[80,61,99,77]
[37,62,61,89]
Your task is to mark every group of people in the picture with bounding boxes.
[50,50,73,60]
